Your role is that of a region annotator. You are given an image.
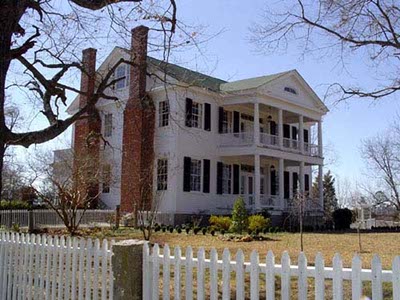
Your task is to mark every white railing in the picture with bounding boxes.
[260,133,279,148]
[260,195,280,208]
[304,143,320,157]
[284,198,322,212]
[219,132,254,147]
[0,232,113,300]
[143,243,400,300]
[0,209,115,228]
[283,137,301,152]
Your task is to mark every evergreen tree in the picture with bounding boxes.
[312,170,338,221]
[231,197,248,234]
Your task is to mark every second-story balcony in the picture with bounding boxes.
[219,132,321,157]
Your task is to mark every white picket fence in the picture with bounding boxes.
[144,243,400,300]
[0,232,113,300]
[0,209,115,228]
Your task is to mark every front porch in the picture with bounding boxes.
[219,155,324,214]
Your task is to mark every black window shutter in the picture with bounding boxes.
[233,164,240,194]
[204,103,211,131]
[216,162,223,194]
[270,169,276,195]
[270,121,277,135]
[292,172,299,194]
[292,126,298,140]
[183,157,191,192]
[305,174,310,192]
[233,111,240,133]
[218,107,224,133]
[203,159,210,193]
[283,124,290,138]
[185,98,193,127]
[284,171,290,199]
[304,129,309,143]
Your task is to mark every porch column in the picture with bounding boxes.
[299,115,304,154]
[299,161,305,194]
[279,158,285,209]
[254,102,260,145]
[318,120,323,157]
[254,154,261,210]
[278,109,283,149]
[318,164,324,209]
[266,163,270,196]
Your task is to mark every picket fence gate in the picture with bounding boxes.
[143,243,400,300]
[0,209,115,228]
[0,232,113,300]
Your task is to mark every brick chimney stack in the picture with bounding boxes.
[73,48,101,206]
[120,26,155,213]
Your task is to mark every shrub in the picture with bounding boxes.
[169,227,174,233]
[220,229,225,235]
[193,227,200,235]
[248,215,270,232]
[185,227,190,234]
[332,208,353,230]
[202,228,207,235]
[210,230,215,236]
[0,200,32,210]
[162,226,166,233]
[230,197,248,234]
[209,215,231,231]
[177,227,182,234]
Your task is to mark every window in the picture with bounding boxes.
[222,164,232,194]
[114,65,129,90]
[158,101,169,127]
[222,111,232,133]
[191,102,203,128]
[102,164,111,193]
[190,159,202,191]
[157,159,168,191]
[284,86,297,95]
[104,113,113,137]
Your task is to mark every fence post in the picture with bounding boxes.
[115,205,120,229]
[28,209,34,233]
[112,239,146,300]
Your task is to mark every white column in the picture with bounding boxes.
[318,164,324,209]
[266,163,270,196]
[299,115,304,154]
[318,120,323,157]
[279,158,285,209]
[254,102,260,145]
[278,109,283,149]
[299,161,305,194]
[254,154,261,210]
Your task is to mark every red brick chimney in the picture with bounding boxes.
[120,26,155,213]
[73,48,101,206]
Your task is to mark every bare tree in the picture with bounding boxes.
[251,0,400,101]
[0,0,191,197]
[360,129,400,215]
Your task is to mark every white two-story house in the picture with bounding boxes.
[66,26,328,226]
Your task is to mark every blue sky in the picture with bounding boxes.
[9,0,400,186]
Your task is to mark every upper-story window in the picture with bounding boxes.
[190,159,202,191]
[104,113,113,137]
[158,101,169,127]
[191,102,203,128]
[222,111,232,133]
[284,87,297,95]
[114,64,130,90]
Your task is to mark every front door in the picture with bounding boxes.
[241,173,254,206]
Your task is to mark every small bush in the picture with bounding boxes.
[169,227,174,233]
[0,200,32,210]
[230,197,248,234]
[333,208,353,230]
[202,228,207,235]
[162,226,166,233]
[209,215,231,231]
[248,215,270,232]
[193,227,200,235]
[185,227,190,234]
[210,230,215,236]
[220,229,225,235]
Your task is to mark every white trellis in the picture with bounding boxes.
[143,243,400,300]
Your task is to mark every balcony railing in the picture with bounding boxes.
[260,195,281,208]
[220,132,320,157]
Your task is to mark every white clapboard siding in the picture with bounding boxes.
[0,232,113,300]
[144,243,400,300]
[0,209,115,228]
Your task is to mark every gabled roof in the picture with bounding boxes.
[220,71,292,92]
